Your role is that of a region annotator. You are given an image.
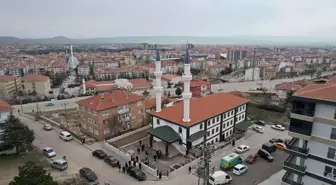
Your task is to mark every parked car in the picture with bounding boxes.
[43,124,52,131]
[257,149,274,162]
[60,131,72,141]
[253,125,264,133]
[235,145,250,154]
[269,138,284,144]
[43,147,56,157]
[79,167,98,183]
[233,164,248,175]
[104,156,119,167]
[245,154,257,164]
[51,159,68,171]
[254,120,265,126]
[127,167,146,181]
[274,142,287,150]
[271,124,285,131]
[45,103,55,106]
[92,150,107,159]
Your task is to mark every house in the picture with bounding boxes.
[80,80,117,95]
[263,68,277,80]
[78,64,90,76]
[0,76,21,99]
[22,74,51,96]
[148,48,250,156]
[275,82,303,99]
[129,79,152,91]
[179,80,211,97]
[282,78,336,185]
[161,74,182,87]
[76,90,146,141]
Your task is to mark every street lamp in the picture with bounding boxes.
[61,102,69,127]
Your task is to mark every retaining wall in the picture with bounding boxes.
[106,125,150,143]
[103,141,131,161]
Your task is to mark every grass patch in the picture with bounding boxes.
[247,105,288,124]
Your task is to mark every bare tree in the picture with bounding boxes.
[59,175,90,185]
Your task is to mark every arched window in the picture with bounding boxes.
[157,119,160,125]
[178,127,182,133]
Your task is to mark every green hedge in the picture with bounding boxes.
[249,103,286,113]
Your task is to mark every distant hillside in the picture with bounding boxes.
[0,36,335,46]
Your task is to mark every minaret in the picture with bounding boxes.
[154,48,163,112]
[70,45,74,67]
[82,78,86,95]
[182,47,192,122]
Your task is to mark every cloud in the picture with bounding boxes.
[0,0,335,38]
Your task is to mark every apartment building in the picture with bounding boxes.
[22,74,51,96]
[179,80,211,97]
[76,90,146,141]
[0,75,21,99]
[78,64,90,76]
[282,77,336,185]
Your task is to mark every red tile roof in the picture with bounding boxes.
[275,83,302,91]
[0,75,15,82]
[161,74,181,81]
[76,90,144,111]
[144,97,172,109]
[129,78,152,88]
[228,91,250,99]
[23,74,49,82]
[0,100,13,112]
[326,76,336,84]
[151,92,249,127]
[179,80,210,87]
[295,84,336,102]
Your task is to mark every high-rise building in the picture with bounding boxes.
[282,76,336,185]
[226,50,247,62]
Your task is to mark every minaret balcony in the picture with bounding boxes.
[182,75,192,81]
[153,86,163,92]
[154,71,162,76]
[182,92,192,99]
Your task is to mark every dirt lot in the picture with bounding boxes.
[110,129,149,148]
[0,149,49,184]
[247,105,288,124]
[42,108,80,127]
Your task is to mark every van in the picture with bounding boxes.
[60,131,72,141]
[209,171,232,185]
[262,142,276,153]
[258,149,273,162]
[51,159,68,171]
[220,153,242,171]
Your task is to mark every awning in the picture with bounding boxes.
[235,120,254,132]
[148,126,181,143]
[187,130,207,142]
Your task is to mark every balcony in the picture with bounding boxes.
[117,107,130,114]
[288,118,313,140]
[282,171,304,185]
[283,155,306,176]
[285,138,309,158]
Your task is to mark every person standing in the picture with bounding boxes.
[188,166,191,174]
[122,166,125,173]
[118,164,121,172]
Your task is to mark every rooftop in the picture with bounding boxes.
[151,92,249,127]
[23,74,49,82]
[161,74,181,81]
[294,83,336,103]
[76,90,144,111]
[0,75,15,82]
[129,78,152,88]
[0,100,13,112]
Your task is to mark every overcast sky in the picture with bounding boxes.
[1,0,336,38]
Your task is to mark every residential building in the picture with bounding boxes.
[161,74,182,87]
[8,63,29,77]
[282,76,336,185]
[129,79,152,91]
[0,75,21,99]
[22,74,51,95]
[227,50,247,62]
[148,48,250,156]
[244,68,260,81]
[179,80,211,97]
[80,80,117,95]
[78,64,90,76]
[263,68,276,80]
[76,90,146,141]
[275,83,303,99]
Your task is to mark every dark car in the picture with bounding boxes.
[92,149,107,159]
[257,149,274,162]
[104,156,119,167]
[254,120,265,126]
[269,138,284,144]
[245,154,257,164]
[127,167,146,181]
[79,167,98,182]
[262,142,277,153]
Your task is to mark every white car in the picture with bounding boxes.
[271,124,285,131]
[60,131,73,141]
[253,125,264,133]
[43,147,56,157]
[235,145,250,153]
[233,164,248,175]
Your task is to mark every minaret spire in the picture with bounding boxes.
[154,47,163,112]
[182,46,192,122]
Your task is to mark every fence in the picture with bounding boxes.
[103,140,131,161]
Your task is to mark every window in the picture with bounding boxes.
[327,147,336,160]
[102,110,109,116]
[94,130,99,136]
[88,118,92,123]
[92,111,97,116]
[200,123,203,129]
[178,127,182,133]
[230,130,233,135]
[225,132,228,137]
[138,109,142,114]
[215,138,218,142]
[207,131,210,136]
[216,116,220,122]
[223,113,226,119]
[334,109,336,119]
[212,129,214,135]
[137,101,142,106]
[157,119,160,125]
[207,120,210,126]
[331,128,336,140]
[211,140,214,144]
[88,109,91,114]
[324,166,336,177]
[216,127,219,132]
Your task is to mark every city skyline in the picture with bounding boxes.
[1,0,336,39]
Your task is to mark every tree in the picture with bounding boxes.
[59,175,90,185]
[2,113,35,154]
[167,82,172,88]
[10,161,57,185]
[142,90,149,97]
[285,90,295,106]
[175,87,182,96]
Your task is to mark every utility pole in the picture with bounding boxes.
[62,102,69,127]
[196,143,214,185]
[35,101,40,121]
[252,48,257,81]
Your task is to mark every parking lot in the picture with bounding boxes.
[194,125,290,185]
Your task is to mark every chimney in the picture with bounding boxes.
[101,93,104,99]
